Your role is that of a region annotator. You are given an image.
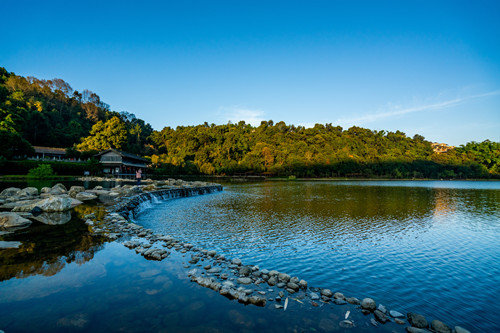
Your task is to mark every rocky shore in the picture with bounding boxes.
[0,179,472,333]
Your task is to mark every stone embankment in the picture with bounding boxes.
[0,179,472,333]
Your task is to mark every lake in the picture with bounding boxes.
[136,180,500,332]
[1,180,499,332]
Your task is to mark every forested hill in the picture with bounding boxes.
[1,67,499,178]
[149,123,499,178]
[0,67,153,158]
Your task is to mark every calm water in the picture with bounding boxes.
[136,180,500,332]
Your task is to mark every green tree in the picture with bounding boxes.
[77,116,127,151]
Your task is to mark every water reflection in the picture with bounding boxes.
[0,204,106,281]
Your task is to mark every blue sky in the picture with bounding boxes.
[2,0,499,145]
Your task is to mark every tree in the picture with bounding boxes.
[77,116,127,151]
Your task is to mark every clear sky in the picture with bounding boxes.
[2,0,499,146]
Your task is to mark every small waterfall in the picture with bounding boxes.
[117,185,223,220]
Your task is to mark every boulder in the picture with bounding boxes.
[321,289,333,297]
[50,183,67,195]
[237,277,253,285]
[278,272,291,282]
[40,187,51,193]
[374,309,388,323]
[0,212,32,228]
[361,298,376,312]
[406,328,428,333]
[12,196,73,212]
[248,296,266,307]
[18,187,39,198]
[75,192,98,201]
[0,187,21,198]
[454,326,471,333]
[346,297,360,305]
[390,310,405,318]
[407,312,428,329]
[334,292,346,300]
[239,266,252,276]
[431,320,452,333]
[68,186,85,198]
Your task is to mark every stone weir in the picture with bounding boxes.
[115,185,223,220]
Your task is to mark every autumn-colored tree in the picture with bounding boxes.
[77,116,127,151]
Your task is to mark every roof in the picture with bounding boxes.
[95,149,148,162]
[33,146,67,155]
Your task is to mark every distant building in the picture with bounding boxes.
[431,142,455,154]
[95,149,148,177]
[32,146,67,160]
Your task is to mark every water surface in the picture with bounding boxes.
[137,180,500,332]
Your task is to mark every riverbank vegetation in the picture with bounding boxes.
[1,67,499,179]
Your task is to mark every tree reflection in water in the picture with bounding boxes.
[0,203,107,281]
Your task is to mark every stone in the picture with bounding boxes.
[237,277,253,285]
[248,296,266,307]
[309,292,320,300]
[68,186,85,198]
[431,320,452,333]
[75,192,97,201]
[207,267,222,274]
[267,276,277,286]
[239,266,252,276]
[189,256,200,264]
[454,326,471,333]
[395,319,405,325]
[377,304,387,314]
[374,309,388,323]
[287,282,299,291]
[268,270,279,276]
[12,196,73,212]
[334,292,345,300]
[0,187,21,198]
[143,248,169,260]
[0,241,22,249]
[390,310,405,318]
[19,187,38,198]
[405,328,428,333]
[320,289,333,297]
[278,272,290,282]
[0,212,31,228]
[407,312,428,329]
[299,279,308,289]
[50,183,67,195]
[334,299,347,305]
[124,241,140,249]
[207,250,216,257]
[231,258,242,265]
[361,298,376,312]
[346,297,360,305]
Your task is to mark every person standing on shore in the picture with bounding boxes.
[136,168,142,185]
